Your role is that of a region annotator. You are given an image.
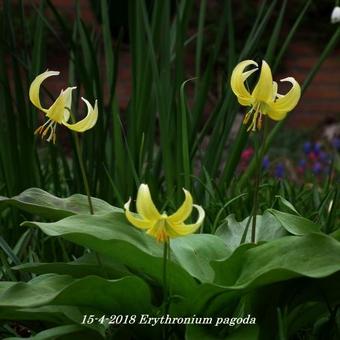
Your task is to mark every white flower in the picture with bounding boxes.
[331,6,340,23]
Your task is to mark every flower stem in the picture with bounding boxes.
[72,131,109,278]
[250,141,260,243]
[163,240,170,310]
[162,240,170,339]
[73,132,94,214]
[250,119,268,243]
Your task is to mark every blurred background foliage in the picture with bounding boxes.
[0,0,339,245]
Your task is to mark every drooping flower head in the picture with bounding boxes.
[331,6,340,24]
[29,70,98,143]
[124,184,205,243]
[231,60,301,132]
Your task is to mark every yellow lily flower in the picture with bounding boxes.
[231,60,301,131]
[29,70,98,143]
[124,184,205,243]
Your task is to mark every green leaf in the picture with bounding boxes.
[186,324,223,340]
[171,234,231,283]
[13,253,130,279]
[215,212,287,251]
[5,325,97,340]
[0,304,105,337]
[190,234,340,316]
[213,233,340,288]
[223,325,259,340]
[0,188,120,219]
[22,212,198,297]
[275,195,300,215]
[268,209,320,235]
[0,274,153,315]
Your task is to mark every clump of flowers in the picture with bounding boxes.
[297,140,332,177]
[238,138,338,182]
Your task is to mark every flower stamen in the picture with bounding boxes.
[34,119,58,144]
[245,103,261,132]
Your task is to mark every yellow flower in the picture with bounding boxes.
[231,60,301,131]
[124,184,205,243]
[29,70,98,143]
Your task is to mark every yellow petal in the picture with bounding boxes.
[252,60,273,103]
[135,184,161,221]
[63,86,77,122]
[167,189,193,224]
[231,60,258,106]
[268,77,301,114]
[124,198,152,229]
[265,109,288,121]
[146,219,168,242]
[47,87,76,123]
[168,204,205,236]
[29,70,60,113]
[272,81,278,99]
[62,98,98,132]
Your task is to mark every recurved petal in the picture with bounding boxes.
[231,60,258,105]
[63,86,77,122]
[135,184,162,221]
[47,87,76,123]
[268,77,301,113]
[62,98,98,132]
[168,204,205,236]
[272,81,278,99]
[237,96,253,106]
[29,70,60,113]
[252,60,273,102]
[124,198,152,229]
[265,108,288,121]
[167,189,193,224]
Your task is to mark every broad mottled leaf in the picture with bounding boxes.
[190,234,340,315]
[268,209,320,235]
[22,212,198,297]
[0,274,153,315]
[171,234,231,282]
[13,253,130,279]
[215,212,286,250]
[213,233,340,288]
[0,188,120,219]
[5,324,99,340]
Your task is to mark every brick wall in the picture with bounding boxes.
[284,40,340,128]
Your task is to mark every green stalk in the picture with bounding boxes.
[163,240,170,311]
[250,137,260,243]
[250,119,268,243]
[162,240,170,339]
[72,127,110,278]
[72,132,94,215]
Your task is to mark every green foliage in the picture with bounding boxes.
[0,190,339,338]
[1,0,340,338]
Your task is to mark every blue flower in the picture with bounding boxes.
[303,141,312,154]
[262,155,270,170]
[275,163,285,178]
[312,162,322,175]
[313,142,322,155]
